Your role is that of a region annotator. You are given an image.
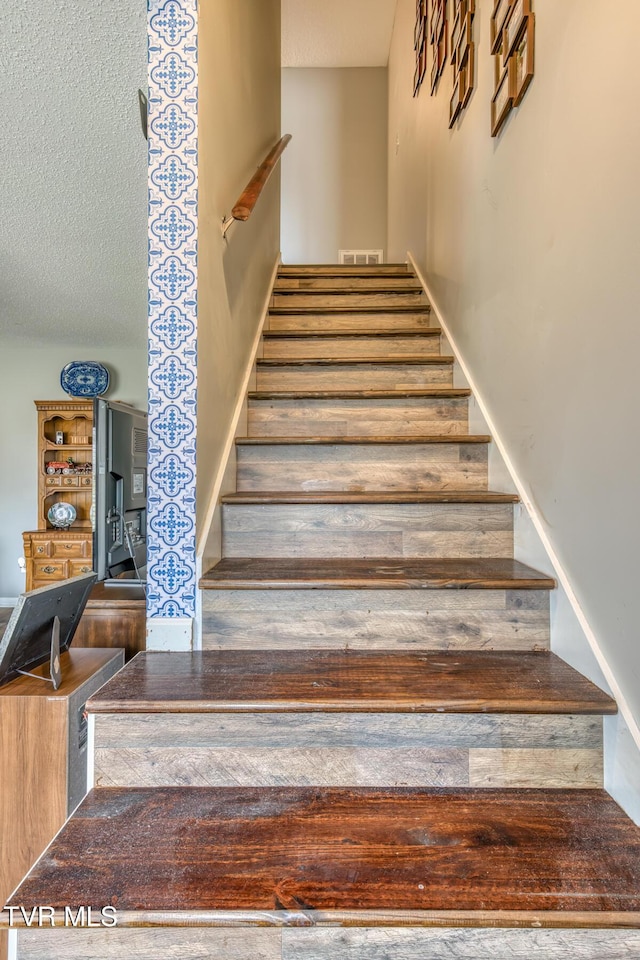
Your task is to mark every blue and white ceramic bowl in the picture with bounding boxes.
[47,502,77,529]
[60,361,110,398]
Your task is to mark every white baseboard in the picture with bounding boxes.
[146,617,194,652]
[0,597,18,606]
[196,253,281,562]
[408,250,640,823]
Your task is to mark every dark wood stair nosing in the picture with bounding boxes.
[248,388,472,400]
[269,306,432,315]
[272,286,425,295]
[221,491,520,505]
[11,786,640,924]
[236,435,491,446]
[256,356,454,367]
[262,329,442,339]
[199,557,556,591]
[86,651,616,717]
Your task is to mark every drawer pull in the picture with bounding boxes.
[42,566,58,574]
[78,566,91,574]
[36,546,45,554]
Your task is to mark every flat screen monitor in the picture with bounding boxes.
[0,574,97,688]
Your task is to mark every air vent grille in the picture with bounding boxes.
[339,249,384,265]
[133,428,148,457]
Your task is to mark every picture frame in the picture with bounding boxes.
[491,60,514,137]
[449,71,464,128]
[456,12,471,67]
[491,0,512,55]
[512,13,535,106]
[503,0,531,63]
[450,7,462,66]
[461,42,475,108]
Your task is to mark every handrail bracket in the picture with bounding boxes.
[221,215,235,240]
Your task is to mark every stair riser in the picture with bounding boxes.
[236,443,488,492]
[255,364,453,391]
[262,336,442,359]
[248,397,469,438]
[271,293,428,309]
[18,927,640,959]
[93,713,602,790]
[268,313,434,332]
[222,504,514,559]
[202,589,550,651]
[275,277,419,290]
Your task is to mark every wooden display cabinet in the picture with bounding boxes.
[23,400,94,592]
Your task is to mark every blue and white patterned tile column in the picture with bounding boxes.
[147,0,198,648]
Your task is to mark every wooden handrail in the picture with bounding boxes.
[222,134,292,237]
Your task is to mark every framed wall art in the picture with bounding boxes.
[413,0,428,96]
[449,0,475,126]
[491,0,535,137]
[429,0,447,95]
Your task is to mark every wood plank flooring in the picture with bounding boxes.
[200,557,555,590]
[7,787,640,924]
[86,651,615,715]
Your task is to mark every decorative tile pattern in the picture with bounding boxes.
[148,0,198,621]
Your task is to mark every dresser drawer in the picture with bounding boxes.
[31,540,53,557]
[33,560,68,581]
[69,561,94,577]
[52,541,89,559]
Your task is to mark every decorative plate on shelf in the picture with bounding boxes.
[47,502,77,529]
[60,361,110,398]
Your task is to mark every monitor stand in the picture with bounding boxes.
[16,616,62,690]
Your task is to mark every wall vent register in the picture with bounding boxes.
[339,250,384,265]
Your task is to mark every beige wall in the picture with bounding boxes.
[0,345,147,600]
[281,68,388,263]
[197,0,281,551]
[388,0,640,801]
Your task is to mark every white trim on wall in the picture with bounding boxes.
[408,250,640,786]
[0,598,17,607]
[196,254,281,562]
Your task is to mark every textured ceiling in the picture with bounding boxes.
[0,0,148,346]
[282,0,398,68]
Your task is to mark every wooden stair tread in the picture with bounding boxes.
[270,305,431,315]
[221,491,519,505]
[86,651,615,715]
[262,329,441,339]
[249,388,471,400]
[257,356,454,366]
[200,557,555,590]
[273,285,425,294]
[279,264,410,271]
[237,435,490,445]
[9,787,640,924]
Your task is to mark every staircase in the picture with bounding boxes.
[6,263,640,958]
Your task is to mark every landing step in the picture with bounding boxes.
[200,557,555,590]
[249,388,471,400]
[257,356,453,366]
[86,651,615,715]
[221,491,519,504]
[8,787,640,926]
[236,434,490,445]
